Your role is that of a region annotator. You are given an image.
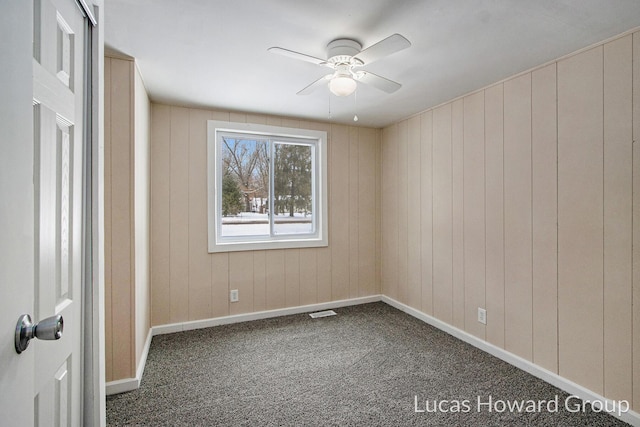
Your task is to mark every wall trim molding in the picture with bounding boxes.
[105,329,153,396]
[151,295,382,336]
[381,296,640,427]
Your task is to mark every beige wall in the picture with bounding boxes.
[104,56,151,382]
[150,105,381,325]
[382,32,639,410]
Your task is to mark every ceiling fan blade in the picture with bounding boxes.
[356,71,402,93]
[268,47,327,66]
[297,74,332,95]
[353,33,411,65]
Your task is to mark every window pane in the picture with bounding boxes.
[220,137,270,237]
[273,142,313,235]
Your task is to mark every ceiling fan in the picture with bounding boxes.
[268,34,411,97]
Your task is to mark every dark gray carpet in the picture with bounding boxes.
[107,302,629,426]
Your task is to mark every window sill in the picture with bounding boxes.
[208,236,328,253]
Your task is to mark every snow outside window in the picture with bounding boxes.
[207,121,328,253]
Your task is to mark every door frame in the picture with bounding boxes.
[77,0,106,425]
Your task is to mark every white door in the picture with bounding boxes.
[0,0,87,425]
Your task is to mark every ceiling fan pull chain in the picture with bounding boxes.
[353,89,358,122]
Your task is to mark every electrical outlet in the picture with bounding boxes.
[478,308,487,325]
[230,289,239,303]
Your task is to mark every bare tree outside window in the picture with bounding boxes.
[222,137,268,213]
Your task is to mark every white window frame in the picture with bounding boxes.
[207,120,328,253]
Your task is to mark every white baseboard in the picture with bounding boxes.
[105,328,153,396]
[151,295,382,336]
[381,295,640,427]
[105,377,138,396]
[136,328,153,382]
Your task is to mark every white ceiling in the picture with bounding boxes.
[105,0,640,128]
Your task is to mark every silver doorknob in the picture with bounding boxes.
[14,314,64,354]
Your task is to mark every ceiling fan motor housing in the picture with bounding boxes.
[326,39,362,65]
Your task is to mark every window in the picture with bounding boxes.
[207,121,328,252]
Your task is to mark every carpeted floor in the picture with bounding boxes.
[107,302,630,426]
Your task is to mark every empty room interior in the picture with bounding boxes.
[103,1,640,425]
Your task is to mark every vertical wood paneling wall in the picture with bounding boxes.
[105,56,151,382]
[150,106,381,325]
[381,32,638,410]
[105,56,134,382]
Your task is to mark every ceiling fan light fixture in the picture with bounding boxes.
[329,75,357,96]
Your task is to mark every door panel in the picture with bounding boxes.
[33,0,84,425]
